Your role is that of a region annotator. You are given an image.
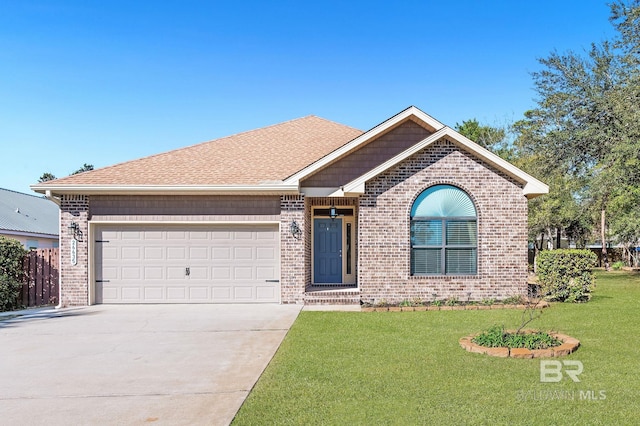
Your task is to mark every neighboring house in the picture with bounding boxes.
[0,188,59,249]
[32,106,548,307]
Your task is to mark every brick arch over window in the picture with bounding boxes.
[410,184,477,275]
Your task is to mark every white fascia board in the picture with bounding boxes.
[30,184,300,196]
[341,127,549,198]
[283,106,445,185]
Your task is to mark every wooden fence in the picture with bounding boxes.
[21,248,59,307]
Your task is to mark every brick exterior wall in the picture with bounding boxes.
[59,195,90,306]
[280,195,307,304]
[57,140,529,307]
[358,138,529,304]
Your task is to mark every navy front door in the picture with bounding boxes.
[314,218,342,283]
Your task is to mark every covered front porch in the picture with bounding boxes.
[304,197,360,305]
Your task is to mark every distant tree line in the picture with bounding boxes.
[38,163,94,183]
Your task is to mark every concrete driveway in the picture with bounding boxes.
[0,304,301,426]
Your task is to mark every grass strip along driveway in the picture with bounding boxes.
[233,271,639,425]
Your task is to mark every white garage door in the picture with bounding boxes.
[94,225,280,303]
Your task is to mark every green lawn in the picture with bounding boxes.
[233,271,640,425]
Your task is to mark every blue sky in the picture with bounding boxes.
[0,1,617,194]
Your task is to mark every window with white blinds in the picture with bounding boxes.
[410,185,477,275]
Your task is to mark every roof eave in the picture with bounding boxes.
[30,184,300,196]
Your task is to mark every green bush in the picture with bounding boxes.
[612,261,625,270]
[0,237,27,312]
[536,249,597,303]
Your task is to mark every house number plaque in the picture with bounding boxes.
[70,238,77,266]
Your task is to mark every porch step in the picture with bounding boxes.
[304,286,360,305]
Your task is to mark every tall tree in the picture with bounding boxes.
[514,0,640,267]
[455,119,515,160]
[38,164,95,183]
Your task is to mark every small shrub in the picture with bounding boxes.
[445,297,459,306]
[481,298,495,306]
[612,261,625,271]
[472,325,561,350]
[502,295,525,305]
[536,249,597,302]
[410,297,423,307]
[432,300,442,307]
[0,237,27,312]
[399,299,412,307]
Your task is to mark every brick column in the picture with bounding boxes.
[280,195,307,304]
[60,195,89,306]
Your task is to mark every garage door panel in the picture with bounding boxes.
[256,247,276,260]
[256,286,276,300]
[166,267,185,279]
[121,247,141,260]
[143,287,163,300]
[256,266,276,280]
[234,231,253,240]
[144,247,163,260]
[166,230,187,240]
[167,247,187,260]
[257,231,277,240]
[101,247,119,260]
[145,266,164,279]
[189,247,209,260]
[234,267,253,280]
[212,231,231,240]
[233,286,254,300]
[100,285,117,301]
[121,267,141,280]
[234,247,253,260]
[122,287,142,300]
[212,267,231,280]
[212,247,230,259]
[95,225,280,304]
[189,231,209,239]
[188,287,209,300]
[142,230,162,240]
[189,266,209,279]
[167,287,187,300]
[121,230,141,240]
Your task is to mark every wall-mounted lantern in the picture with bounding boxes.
[290,220,302,239]
[68,222,83,240]
[329,204,338,220]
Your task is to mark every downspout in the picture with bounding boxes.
[45,191,63,309]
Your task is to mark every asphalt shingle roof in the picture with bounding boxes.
[37,116,363,187]
[0,188,59,236]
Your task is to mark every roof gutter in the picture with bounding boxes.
[30,184,301,196]
[44,190,61,206]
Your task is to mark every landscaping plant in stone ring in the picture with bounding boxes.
[461,249,595,358]
[459,298,581,358]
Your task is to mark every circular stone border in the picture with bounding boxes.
[459,331,580,358]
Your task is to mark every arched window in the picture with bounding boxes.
[410,185,477,275]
